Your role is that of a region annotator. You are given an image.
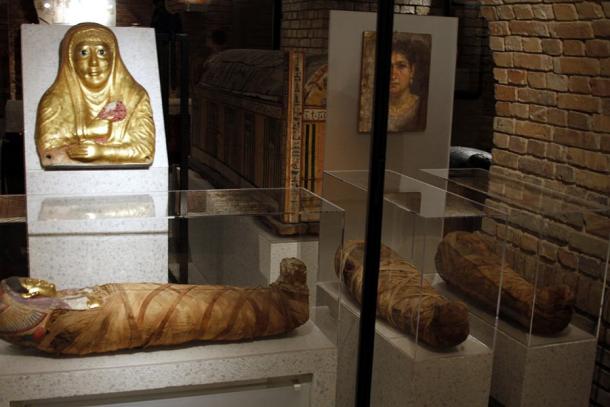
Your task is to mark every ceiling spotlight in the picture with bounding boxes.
[43,2,51,8]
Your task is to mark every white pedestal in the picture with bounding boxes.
[492,328,596,407]
[0,321,336,407]
[431,275,597,407]
[317,281,493,407]
[26,193,169,288]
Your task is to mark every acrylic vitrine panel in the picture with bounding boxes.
[0,188,342,407]
[420,168,610,348]
[323,170,507,407]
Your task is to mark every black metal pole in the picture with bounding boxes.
[355,1,395,406]
[178,34,190,285]
[179,34,190,191]
[272,0,282,50]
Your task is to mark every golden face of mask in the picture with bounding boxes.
[73,40,112,90]
[20,278,57,299]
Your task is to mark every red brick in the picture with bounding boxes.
[542,39,562,56]
[514,53,553,71]
[492,148,520,169]
[508,69,527,85]
[540,241,558,262]
[490,37,505,51]
[497,5,516,20]
[528,139,547,158]
[517,88,557,106]
[563,40,586,56]
[553,3,578,21]
[592,114,610,133]
[480,6,498,22]
[512,103,530,119]
[519,156,555,178]
[494,68,508,84]
[591,78,610,96]
[576,2,605,19]
[574,169,610,193]
[522,38,542,53]
[515,120,553,140]
[593,20,610,37]
[553,128,600,149]
[584,212,610,239]
[557,94,601,113]
[505,36,523,51]
[550,22,595,39]
[532,4,554,20]
[585,39,610,57]
[520,233,539,253]
[568,111,592,131]
[566,147,609,172]
[547,143,566,161]
[494,117,516,133]
[558,248,578,269]
[602,58,610,76]
[494,52,514,68]
[496,101,511,117]
[489,22,510,36]
[568,76,592,94]
[602,136,610,153]
[546,73,568,91]
[605,2,610,18]
[530,105,548,123]
[555,164,575,183]
[547,108,568,126]
[497,84,519,101]
[514,5,533,20]
[493,132,510,149]
[554,57,600,75]
[527,71,547,89]
[509,136,528,153]
[510,21,550,37]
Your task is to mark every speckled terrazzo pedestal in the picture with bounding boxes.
[490,328,596,407]
[0,321,336,407]
[317,282,493,407]
[431,274,597,407]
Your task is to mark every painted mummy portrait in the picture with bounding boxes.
[358,32,431,133]
[35,22,155,168]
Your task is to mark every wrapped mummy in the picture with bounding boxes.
[0,258,308,355]
[336,241,470,348]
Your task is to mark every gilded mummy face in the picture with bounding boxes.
[73,39,113,90]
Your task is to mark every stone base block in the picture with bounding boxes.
[318,281,493,407]
[491,328,596,407]
[0,321,335,407]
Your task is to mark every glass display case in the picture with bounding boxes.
[322,169,508,407]
[0,188,343,407]
[418,168,610,407]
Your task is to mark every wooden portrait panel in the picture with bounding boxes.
[358,31,432,133]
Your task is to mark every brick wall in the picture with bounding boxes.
[480,1,610,405]
[281,0,447,55]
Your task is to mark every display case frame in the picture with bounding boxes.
[322,169,509,406]
[418,167,610,407]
